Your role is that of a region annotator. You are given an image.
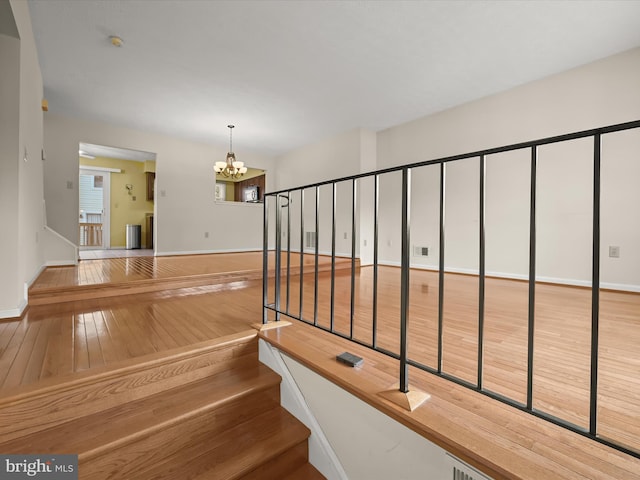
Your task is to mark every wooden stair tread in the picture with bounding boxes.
[280,462,326,480]
[153,407,312,480]
[0,331,258,400]
[0,332,258,444]
[0,364,280,457]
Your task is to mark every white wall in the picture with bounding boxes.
[0,28,22,317]
[273,128,376,260]
[15,0,46,300]
[374,47,640,289]
[275,128,365,191]
[358,129,377,265]
[43,114,276,256]
[0,0,46,318]
[258,340,349,480]
[600,129,640,289]
[42,226,77,267]
[281,353,451,480]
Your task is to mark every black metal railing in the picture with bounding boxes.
[262,119,640,459]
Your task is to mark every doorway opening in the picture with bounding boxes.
[78,143,157,260]
[79,168,110,249]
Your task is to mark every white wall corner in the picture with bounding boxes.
[258,339,348,480]
[27,266,45,288]
[43,225,78,265]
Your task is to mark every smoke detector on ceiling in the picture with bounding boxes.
[109,35,124,47]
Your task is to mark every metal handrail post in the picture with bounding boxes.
[262,195,269,324]
[399,168,411,393]
[274,194,282,320]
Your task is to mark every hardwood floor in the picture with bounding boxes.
[79,248,154,260]
[1,252,639,478]
[1,282,262,390]
[30,252,347,290]
[268,265,640,455]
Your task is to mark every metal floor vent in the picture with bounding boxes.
[453,466,479,480]
[447,454,492,480]
[305,231,317,249]
[413,245,429,257]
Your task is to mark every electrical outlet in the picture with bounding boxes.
[204,232,209,238]
[363,239,367,247]
[132,195,136,201]
[609,246,620,258]
[343,232,347,240]
[66,180,73,189]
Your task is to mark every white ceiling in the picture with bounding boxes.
[28,0,640,157]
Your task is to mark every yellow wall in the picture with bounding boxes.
[225,182,235,201]
[143,160,156,173]
[215,180,235,201]
[80,156,154,248]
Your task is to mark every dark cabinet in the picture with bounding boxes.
[146,214,154,249]
[234,174,265,203]
[146,172,155,201]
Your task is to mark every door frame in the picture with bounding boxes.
[79,167,119,250]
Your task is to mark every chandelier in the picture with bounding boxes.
[214,125,247,179]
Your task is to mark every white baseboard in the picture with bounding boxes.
[28,264,46,287]
[375,261,640,292]
[270,248,354,259]
[0,298,27,320]
[598,282,640,293]
[45,260,77,267]
[259,340,348,480]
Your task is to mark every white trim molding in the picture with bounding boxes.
[79,166,121,173]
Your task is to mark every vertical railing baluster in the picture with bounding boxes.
[590,134,602,436]
[330,182,337,332]
[437,163,446,373]
[372,175,380,349]
[400,168,411,393]
[299,189,305,320]
[478,155,486,390]
[314,186,320,326]
[350,178,357,339]
[262,194,269,324]
[286,192,291,314]
[527,146,537,410]
[275,194,282,320]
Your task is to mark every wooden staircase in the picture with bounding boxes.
[0,331,325,479]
